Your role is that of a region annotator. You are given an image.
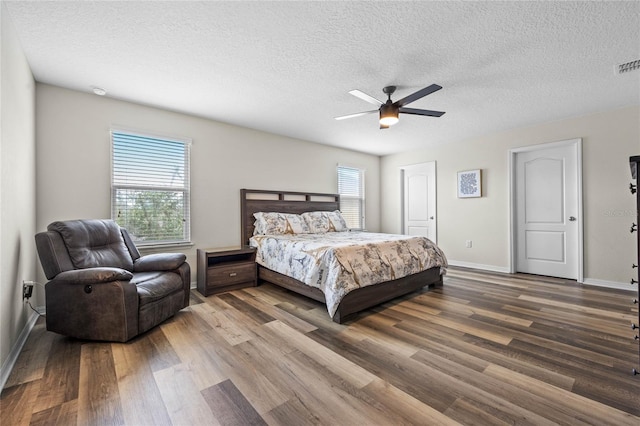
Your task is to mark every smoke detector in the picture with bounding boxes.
[92,87,107,96]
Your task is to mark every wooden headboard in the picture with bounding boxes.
[240,189,340,245]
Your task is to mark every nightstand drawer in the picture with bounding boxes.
[208,263,256,287]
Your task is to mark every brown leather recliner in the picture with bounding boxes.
[35,219,190,342]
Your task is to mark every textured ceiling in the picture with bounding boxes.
[4,1,640,156]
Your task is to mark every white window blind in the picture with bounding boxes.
[337,165,365,230]
[111,130,191,246]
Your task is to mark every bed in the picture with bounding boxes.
[241,189,447,323]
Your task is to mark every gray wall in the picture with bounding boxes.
[35,84,381,282]
[381,105,639,287]
[0,2,37,383]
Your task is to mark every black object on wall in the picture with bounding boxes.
[629,155,640,375]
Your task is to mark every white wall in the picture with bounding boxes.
[35,84,380,281]
[0,2,37,385]
[381,106,639,286]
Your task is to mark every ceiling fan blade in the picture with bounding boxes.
[349,90,383,106]
[334,110,378,120]
[399,107,446,117]
[395,84,442,107]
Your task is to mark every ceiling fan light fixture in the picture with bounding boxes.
[379,104,399,126]
[379,115,399,126]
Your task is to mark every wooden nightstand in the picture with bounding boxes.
[196,246,257,296]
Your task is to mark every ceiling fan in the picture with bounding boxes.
[335,84,445,129]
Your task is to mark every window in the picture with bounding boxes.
[111,130,191,246]
[337,165,365,230]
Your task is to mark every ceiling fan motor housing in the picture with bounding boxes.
[379,102,399,126]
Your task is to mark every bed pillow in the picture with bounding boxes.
[253,212,311,235]
[253,212,289,235]
[302,210,349,233]
[327,210,349,232]
[301,211,332,233]
[284,213,311,234]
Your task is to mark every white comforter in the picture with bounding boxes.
[249,232,447,317]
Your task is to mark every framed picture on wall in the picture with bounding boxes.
[457,169,482,198]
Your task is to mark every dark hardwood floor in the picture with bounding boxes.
[1,267,639,425]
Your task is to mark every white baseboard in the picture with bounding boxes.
[447,260,511,274]
[447,261,637,293]
[582,278,637,292]
[0,306,43,392]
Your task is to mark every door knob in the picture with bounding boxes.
[569,216,576,221]
[430,216,434,220]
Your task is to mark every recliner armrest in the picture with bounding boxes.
[53,267,133,284]
[133,253,186,272]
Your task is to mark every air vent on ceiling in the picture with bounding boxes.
[617,59,640,74]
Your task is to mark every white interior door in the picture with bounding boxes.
[515,142,580,279]
[402,162,437,243]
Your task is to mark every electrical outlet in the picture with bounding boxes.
[22,280,34,300]
[465,240,472,248]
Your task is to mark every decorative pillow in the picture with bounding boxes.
[253,212,289,235]
[302,211,332,233]
[284,213,311,234]
[327,210,349,232]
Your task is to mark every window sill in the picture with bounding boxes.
[136,242,194,253]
